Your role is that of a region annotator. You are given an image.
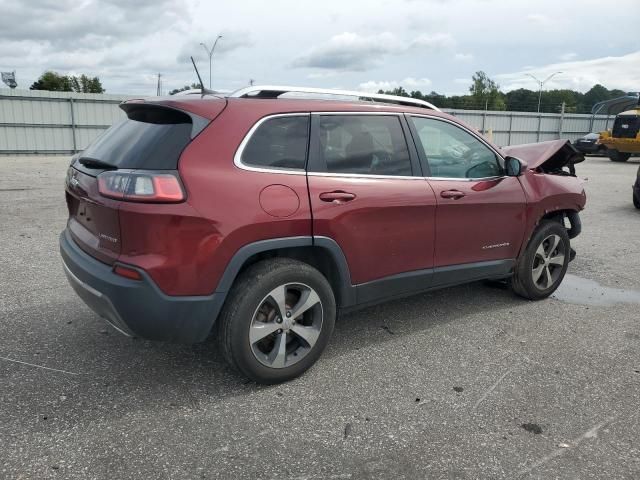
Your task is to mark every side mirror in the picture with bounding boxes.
[505,156,526,177]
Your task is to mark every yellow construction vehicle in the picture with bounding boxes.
[593,94,640,162]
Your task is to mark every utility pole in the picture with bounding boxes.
[200,35,223,89]
[482,98,488,134]
[525,71,562,113]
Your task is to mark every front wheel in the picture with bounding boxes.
[607,149,631,162]
[633,188,640,209]
[218,258,336,384]
[510,220,570,300]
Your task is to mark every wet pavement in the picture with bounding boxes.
[553,274,640,306]
[1,155,639,479]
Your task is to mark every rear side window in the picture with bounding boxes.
[241,115,310,170]
[317,115,412,176]
[81,106,195,170]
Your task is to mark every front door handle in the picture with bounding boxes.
[440,189,466,200]
[319,191,356,204]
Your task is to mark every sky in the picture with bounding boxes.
[0,0,638,96]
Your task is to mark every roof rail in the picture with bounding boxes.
[228,85,440,111]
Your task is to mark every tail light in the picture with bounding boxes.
[97,170,185,203]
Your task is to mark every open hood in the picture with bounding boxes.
[501,139,584,173]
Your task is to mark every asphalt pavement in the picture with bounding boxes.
[1,155,639,479]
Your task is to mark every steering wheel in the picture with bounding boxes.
[465,160,500,178]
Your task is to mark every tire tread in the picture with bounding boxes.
[510,220,570,300]
[217,258,335,384]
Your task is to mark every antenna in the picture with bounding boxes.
[190,56,215,96]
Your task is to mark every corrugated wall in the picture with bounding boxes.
[0,89,133,154]
[442,109,613,146]
[0,89,615,154]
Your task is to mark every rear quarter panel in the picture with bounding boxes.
[174,102,313,296]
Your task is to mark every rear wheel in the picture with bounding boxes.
[218,258,336,384]
[510,221,570,300]
[633,189,640,209]
[607,149,631,162]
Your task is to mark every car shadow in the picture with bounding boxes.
[76,280,521,389]
[4,279,527,433]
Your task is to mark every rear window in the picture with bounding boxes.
[81,106,194,170]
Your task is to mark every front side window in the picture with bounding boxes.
[241,115,309,170]
[317,115,412,176]
[410,117,503,179]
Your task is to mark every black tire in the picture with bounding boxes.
[607,149,631,162]
[217,258,336,384]
[633,189,640,209]
[510,220,570,300]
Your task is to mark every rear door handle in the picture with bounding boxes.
[319,191,356,203]
[440,189,466,199]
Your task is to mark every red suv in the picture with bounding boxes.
[60,86,586,384]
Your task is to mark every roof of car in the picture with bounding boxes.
[227,97,449,115]
[226,85,440,111]
[138,95,454,120]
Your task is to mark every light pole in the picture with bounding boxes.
[525,71,562,113]
[200,35,223,89]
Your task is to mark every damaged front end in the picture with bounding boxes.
[502,139,585,176]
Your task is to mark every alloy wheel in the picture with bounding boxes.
[531,234,566,290]
[249,283,323,368]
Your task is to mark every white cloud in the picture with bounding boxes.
[527,13,552,25]
[454,52,473,61]
[496,51,640,92]
[358,77,432,92]
[292,32,400,71]
[411,33,455,49]
[177,31,254,64]
[292,32,454,71]
[307,71,340,79]
[0,0,637,95]
[559,52,577,61]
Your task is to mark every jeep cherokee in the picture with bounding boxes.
[60,86,586,384]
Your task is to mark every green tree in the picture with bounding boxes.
[70,74,105,93]
[580,84,627,113]
[169,83,200,95]
[30,71,73,91]
[375,81,624,113]
[505,88,539,112]
[469,71,505,110]
[541,89,580,113]
[30,71,104,93]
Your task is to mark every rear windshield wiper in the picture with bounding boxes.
[78,157,117,170]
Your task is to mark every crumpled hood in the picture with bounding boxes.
[501,139,584,171]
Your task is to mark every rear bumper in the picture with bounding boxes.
[60,230,224,343]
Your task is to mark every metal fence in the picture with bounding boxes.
[445,108,613,146]
[0,89,614,154]
[0,89,133,155]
